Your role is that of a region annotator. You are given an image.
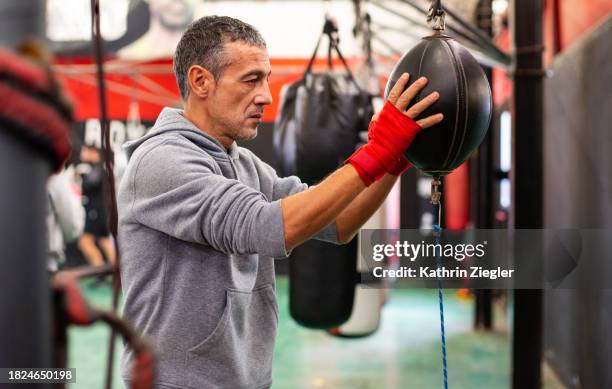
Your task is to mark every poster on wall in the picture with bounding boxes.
[47,0,199,59]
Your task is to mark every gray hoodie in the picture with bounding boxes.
[118,108,338,389]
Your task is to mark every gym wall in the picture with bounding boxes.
[543,15,612,388]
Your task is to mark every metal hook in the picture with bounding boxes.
[431,175,442,205]
[427,0,446,32]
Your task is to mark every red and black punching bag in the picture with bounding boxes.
[385,33,492,176]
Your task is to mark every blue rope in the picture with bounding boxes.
[433,214,449,389]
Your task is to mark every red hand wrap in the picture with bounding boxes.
[388,156,412,176]
[346,101,421,185]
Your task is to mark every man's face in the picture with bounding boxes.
[206,42,272,142]
[148,0,196,31]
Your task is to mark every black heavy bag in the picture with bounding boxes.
[274,21,373,184]
[289,239,358,329]
[274,20,370,329]
[384,34,492,176]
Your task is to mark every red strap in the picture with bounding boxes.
[52,272,156,388]
[0,51,72,171]
[131,351,155,389]
[53,275,96,325]
[0,84,71,168]
[0,48,50,92]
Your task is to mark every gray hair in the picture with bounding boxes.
[173,16,266,100]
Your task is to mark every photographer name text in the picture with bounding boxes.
[372,266,515,280]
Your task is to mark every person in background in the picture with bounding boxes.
[47,166,85,272]
[77,145,116,268]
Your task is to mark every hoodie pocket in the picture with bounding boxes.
[186,285,278,388]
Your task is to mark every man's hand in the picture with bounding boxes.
[347,73,443,185]
[281,73,444,250]
[383,73,444,128]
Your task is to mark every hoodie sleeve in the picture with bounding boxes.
[130,138,289,257]
[249,151,340,245]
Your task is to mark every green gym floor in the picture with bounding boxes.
[69,277,563,389]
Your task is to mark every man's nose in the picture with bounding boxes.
[254,80,273,106]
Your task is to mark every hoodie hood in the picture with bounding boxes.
[123,107,240,161]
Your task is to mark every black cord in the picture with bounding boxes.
[90,1,122,389]
[363,13,374,70]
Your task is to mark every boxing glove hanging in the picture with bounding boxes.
[384,11,492,177]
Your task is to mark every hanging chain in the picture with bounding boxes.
[431,176,449,389]
[427,0,446,32]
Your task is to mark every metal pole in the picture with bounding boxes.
[396,0,511,64]
[0,1,52,383]
[473,0,494,331]
[0,136,52,386]
[400,169,420,229]
[511,0,544,387]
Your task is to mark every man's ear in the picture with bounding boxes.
[187,65,213,99]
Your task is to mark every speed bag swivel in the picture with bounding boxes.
[385,34,492,176]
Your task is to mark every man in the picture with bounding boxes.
[119,16,443,389]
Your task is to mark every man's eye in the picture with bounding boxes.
[246,79,258,84]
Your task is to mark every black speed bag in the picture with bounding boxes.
[385,34,492,176]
